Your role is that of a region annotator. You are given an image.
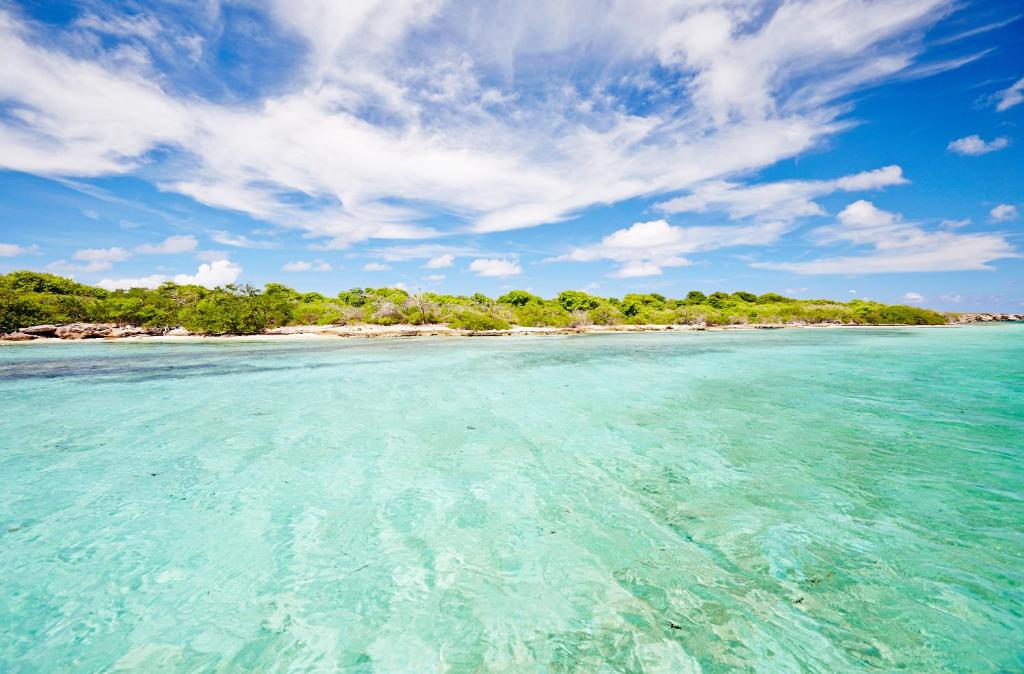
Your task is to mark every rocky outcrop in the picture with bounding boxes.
[54,323,120,339]
[0,332,36,341]
[1,323,176,341]
[19,324,59,337]
[951,313,1024,324]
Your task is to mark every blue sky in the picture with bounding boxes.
[0,0,1021,310]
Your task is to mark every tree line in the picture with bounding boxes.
[0,271,948,335]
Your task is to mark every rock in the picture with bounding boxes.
[1,332,36,341]
[164,327,191,336]
[55,323,117,339]
[954,312,1021,324]
[106,326,146,338]
[19,324,59,337]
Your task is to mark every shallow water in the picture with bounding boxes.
[1,327,1022,673]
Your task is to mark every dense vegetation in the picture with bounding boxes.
[0,271,949,335]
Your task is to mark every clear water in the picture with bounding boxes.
[1,327,1022,673]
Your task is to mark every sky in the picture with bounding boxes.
[0,0,1021,310]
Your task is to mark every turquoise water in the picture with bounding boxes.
[1,327,1022,673]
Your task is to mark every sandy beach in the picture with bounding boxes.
[1,320,980,344]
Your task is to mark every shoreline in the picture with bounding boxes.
[3,320,1015,344]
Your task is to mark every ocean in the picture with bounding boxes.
[1,326,1022,672]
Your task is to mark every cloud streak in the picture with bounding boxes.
[655,165,908,221]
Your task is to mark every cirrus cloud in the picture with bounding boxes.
[0,1,958,247]
[655,165,909,221]
[995,77,1024,112]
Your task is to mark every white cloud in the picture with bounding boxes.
[836,199,897,227]
[96,274,168,290]
[283,259,332,272]
[947,135,1010,156]
[554,218,789,277]
[941,218,970,229]
[469,258,521,277]
[75,246,131,264]
[50,246,131,272]
[210,231,277,249]
[655,165,909,222]
[362,262,391,271]
[0,242,39,257]
[0,2,954,246]
[172,259,242,287]
[135,235,198,254]
[902,292,925,303]
[611,261,668,278]
[98,258,242,289]
[752,200,1018,274]
[425,254,454,268]
[990,204,1018,222]
[422,273,445,282]
[995,77,1024,112]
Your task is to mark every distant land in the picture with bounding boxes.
[0,271,1018,341]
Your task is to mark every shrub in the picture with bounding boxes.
[497,290,542,307]
[568,310,592,327]
[403,294,441,324]
[557,290,601,312]
[370,299,403,325]
[757,292,791,304]
[732,291,758,303]
[621,293,666,318]
[704,292,732,309]
[512,302,571,327]
[448,311,510,331]
[647,309,678,324]
[587,303,622,325]
[681,290,706,305]
[179,288,268,334]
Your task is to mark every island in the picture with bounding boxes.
[0,271,1018,341]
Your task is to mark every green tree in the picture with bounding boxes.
[681,290,706,305]
[497,290,542,307]
[704,292,732,309]
[557,290,601,312]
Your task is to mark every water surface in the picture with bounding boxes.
[1,327,1022,672]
